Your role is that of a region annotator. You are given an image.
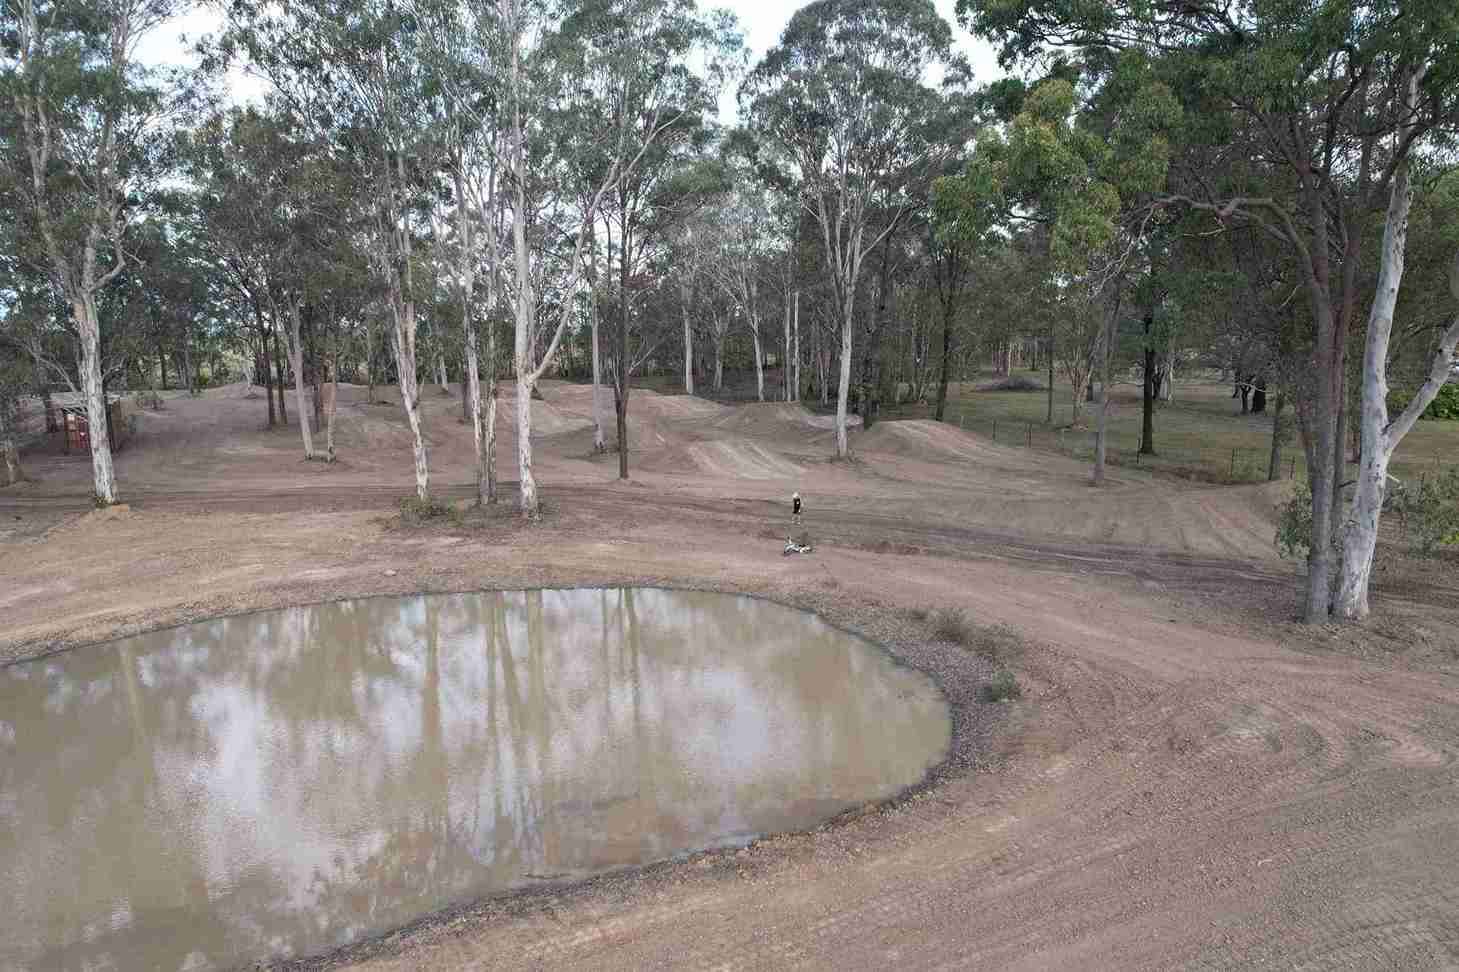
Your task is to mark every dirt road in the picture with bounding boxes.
[4,382,1459,970]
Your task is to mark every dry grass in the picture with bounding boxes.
[930,607,975,645]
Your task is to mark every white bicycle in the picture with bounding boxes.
[783,536,814,556]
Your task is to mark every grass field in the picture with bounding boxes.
[883,372,1459,486]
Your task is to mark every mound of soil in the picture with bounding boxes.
[643,437,805,480]
[856,420,1001,462]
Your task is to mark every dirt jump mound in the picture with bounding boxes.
[643,436,805,480]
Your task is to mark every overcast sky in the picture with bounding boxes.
[134,0,1007,120]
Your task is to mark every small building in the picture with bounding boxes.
[52,396,131,455]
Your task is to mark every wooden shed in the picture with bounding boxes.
[54,397,131,455]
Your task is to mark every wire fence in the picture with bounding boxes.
[940,410,1297,484]
[944,409,1459,487]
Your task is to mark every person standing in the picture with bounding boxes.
[791,491,802,527]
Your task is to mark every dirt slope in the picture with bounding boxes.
[8,381,1279,560]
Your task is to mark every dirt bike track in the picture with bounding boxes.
[4,381,1459,970]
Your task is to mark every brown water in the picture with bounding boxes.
[0,589,949,971]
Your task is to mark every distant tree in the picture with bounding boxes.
[743,0,957,457]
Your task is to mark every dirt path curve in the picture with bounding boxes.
[333,544,1459,971]
[7,385,1459,970]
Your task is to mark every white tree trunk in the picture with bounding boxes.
[485,380,498,503]
[751,321,765,402]
[516,369,537,514]
[76,295,117,504]
[783,292,792,402]
[1337,212,1459,617]
[681,283,694,396]
[713,336,724,391]
[287,303,315,459]
[1093,294,1119,485]
[436,352,449,393]
[835,306,853,458]
[464,308,489,505]
[792,290,800,403]
[391,299,429,500]
[325,369,338,462]
[0,392,21,486]
[591,301,607,452]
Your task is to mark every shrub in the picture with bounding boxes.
[979,670,1022,702]
[969,624,1026,663]
[1386,382,1459,421]
[930,607,973,645]
[398,495,460,525]
[902,604,930,622]
[1388,469,1459,555]
[1274,483,1316,560]
[135,390,163,411]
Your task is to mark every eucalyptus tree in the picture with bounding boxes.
[460,0,738,509]
[742,0,957,458]
[557,0,738,480]
[671,214,712,395]
[943,70,1178,481]
[0,356,26,486]
[219,0,443,498]
[434,138,504,504]
[178,107,297,427]
[961,0,1459,620]
[928,143,1000,422]
[702,178,778,403]
[2,0,176,503]
[0,261,39,486]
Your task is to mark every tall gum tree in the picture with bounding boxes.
[220,0,442,500]
[958,0,1459,620]
[941,71,1177,481]
[742,0,956,459]
[4,0,172,504]
[558,0,737,480]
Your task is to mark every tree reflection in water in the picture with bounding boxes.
[0,590,948,971]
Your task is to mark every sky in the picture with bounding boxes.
[133,0,1008,121]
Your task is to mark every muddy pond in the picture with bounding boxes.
[0,589,949,970]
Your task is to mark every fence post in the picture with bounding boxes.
[1026,423,1032,447]
[1230,448,1237,479]
[992,419,998,442]
[959,413,966,430]
[1289,458,1295,480]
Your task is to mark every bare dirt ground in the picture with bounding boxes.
[5,380,1459,970]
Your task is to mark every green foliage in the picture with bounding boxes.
[1388,470,1459,555]
[1388,382,1459,421]
[1275,482,1315,560]
[938,65,1179,280]
[979,670,1022,702]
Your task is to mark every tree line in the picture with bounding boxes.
[4,0,1459,622]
